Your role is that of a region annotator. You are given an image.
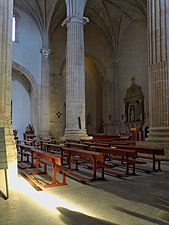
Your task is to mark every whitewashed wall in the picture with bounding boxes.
[12,9,42,83]
[12,8,41,139]
[12,79,31,140]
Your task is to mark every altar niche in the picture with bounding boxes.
[124,77,144,140]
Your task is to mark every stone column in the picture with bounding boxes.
[40,47,51,137]
[146,0,169,142]
[0,0,17,189]
[62,0,88,140]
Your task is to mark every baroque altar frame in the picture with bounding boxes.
[124,77,144,135]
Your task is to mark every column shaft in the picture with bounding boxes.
[0,0,17,189]
[63,0,88,140]
[66,21,85,131]
[40,48,51,137]
[147,0,169,141]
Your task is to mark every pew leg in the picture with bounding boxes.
[158,160,161,171]
[52,163,57,185]
[75,160,78,170]
[132,164,136,175]
[92,159,96,181]
[125,159,129,176]
[44,163,47,173]
[62,172,67,185]
[26,154,30,162]
[101,167,104,180]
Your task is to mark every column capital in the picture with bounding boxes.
[62,15,89,27]
[40,48,52,58]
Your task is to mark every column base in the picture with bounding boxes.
[146,127,169,142]
[62,129,88,141]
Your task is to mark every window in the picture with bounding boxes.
[12,16,16,42]
[12,10,20,43]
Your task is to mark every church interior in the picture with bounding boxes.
[0,0,169,224]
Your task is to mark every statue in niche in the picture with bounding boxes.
[130,105,135,122]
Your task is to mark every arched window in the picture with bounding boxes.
[12,16,16,42]
[12,10,20,42]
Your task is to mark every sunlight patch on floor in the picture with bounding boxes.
[10,174,85,215]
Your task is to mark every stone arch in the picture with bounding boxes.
[12,61,39,138]
[84,54,104,134]
[85,52,105,80]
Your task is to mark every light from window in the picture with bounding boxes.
[12,16,16,42]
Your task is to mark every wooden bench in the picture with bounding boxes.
[43,143,65,165]
[65,139,81,144]
[17,144,34,165]
[30,148,68,188]
[82,141,111,148]
[62,147,105,181]
[114,145,165,171]
[90,146,146,176]
[93,135,118,141]
[39,140,51,150]
[66,142,89,150]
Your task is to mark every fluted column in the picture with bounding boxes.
[0,0,17,189]
[40,47,51,137]
[63,0,88,140]
[147,0,169,142]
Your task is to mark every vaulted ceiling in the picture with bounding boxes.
[14,0,147,53]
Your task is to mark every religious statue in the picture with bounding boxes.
[25,124,34,133]
[130,105,135,122]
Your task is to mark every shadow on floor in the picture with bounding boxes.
[57,207,118,225]
[92,170,169,213]
[115,206,169,225]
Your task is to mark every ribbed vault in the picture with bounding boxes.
[14,0,147,48]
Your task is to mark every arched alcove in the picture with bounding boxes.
[12,62,38,140]
[85,57,103,135]
[50,55,104,137]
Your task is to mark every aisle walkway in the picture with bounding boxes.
[0,163,169,225]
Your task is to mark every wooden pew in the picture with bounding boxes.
[93,135,118,141]
[43,143,64,165]
[24,139,36,146]
[65,139,81,144]
[90,145,146,176]
[30,148,68,188]
[82,141,111,148]
[39,139,51,150]
[62,147,105,181]
[65,142,89,150]
[114,145,165,171]
[17,144,34,166]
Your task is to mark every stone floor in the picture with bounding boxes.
[0,162,169,225]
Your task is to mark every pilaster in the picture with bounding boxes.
[0,0,17,190]
[40,47,51,137]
